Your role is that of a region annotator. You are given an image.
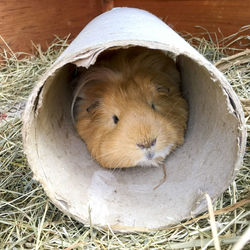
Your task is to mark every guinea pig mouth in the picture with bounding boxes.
[136,144,174,167]
[136,151,162,167]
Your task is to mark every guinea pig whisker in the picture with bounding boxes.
[111,164,124,174]
[113,156,128,169]
[94,149,120,160]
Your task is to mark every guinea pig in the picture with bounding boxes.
[73,47,188,169]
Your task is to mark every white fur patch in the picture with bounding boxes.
[155,144,174,159]
[136,144,173,167]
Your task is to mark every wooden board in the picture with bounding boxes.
[0,0,249,53]
[0,0,102,53]
[112,0,250,37]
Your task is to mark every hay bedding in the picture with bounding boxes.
[0,28,249,249]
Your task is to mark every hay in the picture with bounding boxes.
[0,28,249,249]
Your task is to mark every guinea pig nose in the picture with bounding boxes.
[146,151,155,160]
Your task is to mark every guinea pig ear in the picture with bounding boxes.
[86,100,100,113]
[71,95,85,125]
[155,85,170,94]
[71,78,87,124]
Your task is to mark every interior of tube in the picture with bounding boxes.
[30,47,239,230]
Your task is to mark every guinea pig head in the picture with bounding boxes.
[74,48,188,169]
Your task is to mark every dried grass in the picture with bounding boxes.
[0,28,249,249]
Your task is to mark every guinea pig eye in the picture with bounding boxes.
[157,86,170,94]
[86,101,99,113]
[112,115,119,124]
[151,103,156,110]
